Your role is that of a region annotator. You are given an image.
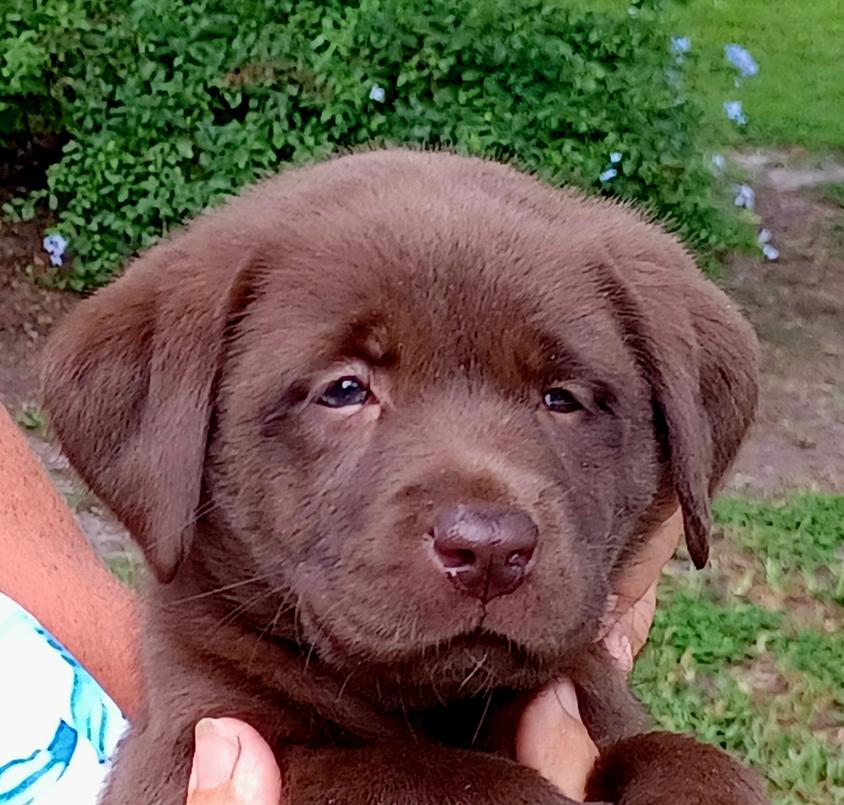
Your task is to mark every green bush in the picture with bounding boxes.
[2,0,748,290]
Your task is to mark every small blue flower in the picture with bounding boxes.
[42,234,68,267]
[711,154,726,172]
[599,168,618,183]
[369,84,386,103]
[609,152,623,165]
[733,184,756,210]
[725,44,759,79]
[724,100,749,126]
[671,36,692,55]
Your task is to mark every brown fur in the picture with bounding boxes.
[42,149,765,804]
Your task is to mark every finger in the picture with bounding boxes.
[186,718,283,805]
[613,507,683,605]
[516,679,599,801]
[627,580,657,657]
[602,579,658,672]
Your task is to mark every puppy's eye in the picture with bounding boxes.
[542,387,584,414]
[317,376,371,408]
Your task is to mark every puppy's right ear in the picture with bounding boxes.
[41,241,256,582]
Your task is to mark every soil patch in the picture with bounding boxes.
[0,215,79,409]
[724,155,844,495]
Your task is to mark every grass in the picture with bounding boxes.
[105,553,146,588]
[13,404,51,439]
[819,183,844,209]
[633,494,844,804]
[573,0,844,151]
[665,0,844,151]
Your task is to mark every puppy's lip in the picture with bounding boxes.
[304,600,534,665]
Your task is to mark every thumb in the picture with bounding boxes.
[516,679,599,802]
[186,718,283,805]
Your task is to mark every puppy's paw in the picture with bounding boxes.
[586,732,769,805]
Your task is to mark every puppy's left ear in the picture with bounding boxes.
[609,257,759,568]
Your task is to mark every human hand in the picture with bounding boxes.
[599,506,684,673]
[516,507,684,801]
[185,718,283,805]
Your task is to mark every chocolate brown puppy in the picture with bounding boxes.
[42,149,766,805]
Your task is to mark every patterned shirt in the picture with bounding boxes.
[0,592,127,804]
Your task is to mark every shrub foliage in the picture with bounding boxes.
[2,0,743,289]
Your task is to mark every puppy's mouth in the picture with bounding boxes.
[301,603,559,687]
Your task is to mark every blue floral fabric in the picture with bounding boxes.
[0,592,127,804]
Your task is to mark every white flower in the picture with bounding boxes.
[724,100,749,126]
[712,154,726,172]
[609,152,623,165]
[42,234,68,267]
[762,244,780,261]
[725,44,759,79]
[758,230,778,260]
[733,184,756,209]
[369,85,386,103]
[599,168,618,183]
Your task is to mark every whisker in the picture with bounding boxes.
[247,588,293,672]
[471,691,494,746]
[144,498,224,553]
[208,587,275,638]
[171,570,278,605]
[458,651,489,693]
[337,663,362,703]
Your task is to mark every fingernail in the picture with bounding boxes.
[553,679,582,720]
[189,718,242,792]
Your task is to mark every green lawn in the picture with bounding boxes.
[633,494,844,804]
[575,0,844,151]
[819,183,844,209]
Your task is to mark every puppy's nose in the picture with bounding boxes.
[431,506,538,603]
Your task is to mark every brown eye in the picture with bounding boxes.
[317,376,370,408]
[543,387,584,414]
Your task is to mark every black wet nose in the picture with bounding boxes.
[431,506,538,603]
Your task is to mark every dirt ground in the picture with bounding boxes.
[725,151,844,495]
[1,150,842,556]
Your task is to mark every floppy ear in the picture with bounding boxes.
[41,241,255,582]
[605,258,758,568]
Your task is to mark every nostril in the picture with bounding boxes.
[435,545,477,570]
[506,548,533,569]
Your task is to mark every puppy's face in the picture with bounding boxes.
[208,226,657,690]
[42,150,757,696]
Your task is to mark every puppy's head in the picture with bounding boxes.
[42,150,757,693]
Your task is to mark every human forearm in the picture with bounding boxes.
[0,404,142,716]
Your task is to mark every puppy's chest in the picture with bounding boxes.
[408,692,523,754]
[272,687,522,757]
